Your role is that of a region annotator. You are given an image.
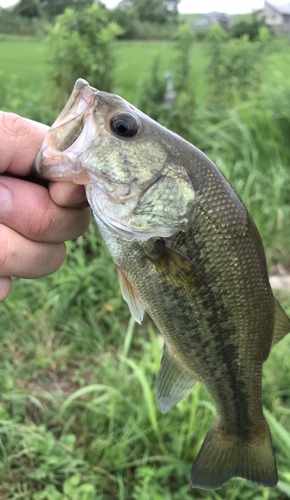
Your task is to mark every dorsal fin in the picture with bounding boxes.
[116,266,145,325]
[157,343,198,414]
[271,297,290,348]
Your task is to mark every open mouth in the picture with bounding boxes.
[34,79,100,185]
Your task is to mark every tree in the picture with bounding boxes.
[230,16,266,41]
[118,0,180,24]
[110,5,139,39]
[40,0,96,18]
[48,4,122,101]
[13,0,96,18]
[13,0,41,18]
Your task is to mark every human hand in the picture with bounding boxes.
[0,112,91,302]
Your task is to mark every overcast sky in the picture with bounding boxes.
[0,0,288,14]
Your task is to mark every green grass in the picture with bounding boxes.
[112,41,176,104]
[113,40,208,105]
[0,34,290,498]
[0,37,208,108]
[0,36,48,96]
[1,36,289,113]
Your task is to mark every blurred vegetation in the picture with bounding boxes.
[47,4,122,103]
[0,3,290,498]
[230,15,268,41]
[0,0,270,41]
[109,0,180,40]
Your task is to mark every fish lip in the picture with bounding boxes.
[35,81,101,183]
[51,79,97,130]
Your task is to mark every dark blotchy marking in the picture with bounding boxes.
[199,285,252,439]
[172,225,253,439]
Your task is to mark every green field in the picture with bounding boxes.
[0,36,48,94]
[0,37,209,108]
[1,36,290,111]
[0,35,290,499]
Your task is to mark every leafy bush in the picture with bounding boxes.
[206,23,271,105]
[230,15,268,41]
[47,4,122,102]
[137,23,195,139]
[137,52,167,121]
[166,23,195,139]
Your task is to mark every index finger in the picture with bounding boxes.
[0,112,48,176]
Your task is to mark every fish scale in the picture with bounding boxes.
[97,207,266,438]
[34,78,290,490]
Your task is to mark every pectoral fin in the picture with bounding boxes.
[271,297,290,348]
[148,240,207,300]
[157,343,198,414]
[116,267,145,325]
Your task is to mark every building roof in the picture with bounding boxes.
[266,1,290,14]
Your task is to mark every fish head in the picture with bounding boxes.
[35,79,197,240]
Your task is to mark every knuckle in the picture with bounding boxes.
[10,113,34,138]
[0,112,30,138]
[27,196,57,241]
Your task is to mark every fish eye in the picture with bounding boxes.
[110,112,139,137]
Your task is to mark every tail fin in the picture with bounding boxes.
[190,421,278,490]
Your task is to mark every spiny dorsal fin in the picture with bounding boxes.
[116,266,145,325]
[157,343,198,414]
[271,297,290,348]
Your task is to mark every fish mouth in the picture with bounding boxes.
[34,79,100,185]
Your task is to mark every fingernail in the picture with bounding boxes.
[0,182,12,218]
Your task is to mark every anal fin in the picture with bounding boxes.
[157,343,198,414]
[116,266,145,325]
[271,296,290,348]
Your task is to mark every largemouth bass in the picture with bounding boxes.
[34,79,290,490]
